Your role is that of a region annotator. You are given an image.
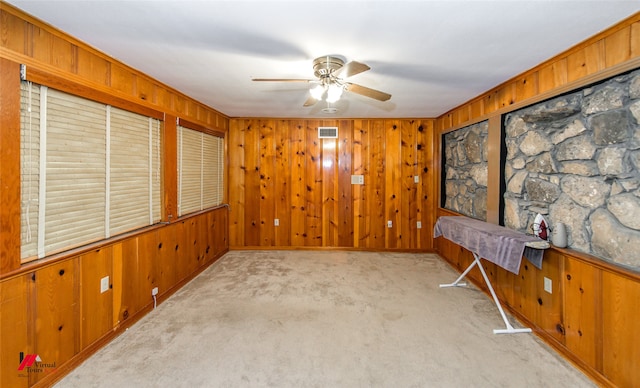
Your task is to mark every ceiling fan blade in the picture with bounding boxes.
[334,61,370,78]
[303,95,319,107]
[345,83,391,102]
[252,78,313,82]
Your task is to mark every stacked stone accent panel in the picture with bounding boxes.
[443,121,488,220]
[504,69,640,269]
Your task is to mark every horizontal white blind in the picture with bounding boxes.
[45,88,107,254]
[178,126,224,216]
[202,134,218,208]
[19,83,164,262]
[179,127,203,215]
[110,107,152,235]
[20,82,41,259]
[152,119,162,224]
[217,137,224,205]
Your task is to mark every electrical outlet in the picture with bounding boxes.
[152,287,159,296]
[387,220,393,228]
[351,175,364,185]
[100,276,109,293]
[544,277,552,294]
[417,221,422,229]
[414,175,419,183]
[274,218,279,226]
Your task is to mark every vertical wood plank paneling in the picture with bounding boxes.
[228,119,245,247]
[31,26,74,73]
[0,275,29,388]
[227,118,438,250]
[136,230,157,308]
[632,21,640,58]
[174,95,187,116]
[337,120,353,247]
[0,8,27,55]
[156,225,177,295]
[111,238,138,325]
[515,72,539,102]
[567,41,605,82]
[416,121,428,249]
[605,25,631,67]
[512,260,538,323]
[369,120,386,249]
[0,58,21,273]
[535,250,563,343]
[290,120,306,246]
[602,271,640,387]
[422,120,435,249]
[180,217,200,279]
[470,99,484,119]
[80,247,113,349]
[275,120,291,246]
[244,120,261,246]
[136,76,154,103]
[164,114,178,221]
[259,120,276,246]
[482,92,498,116]
[155,85,173,111]
[76,47,109,86]
[321,133,338,247]
[496,82,516,109]
[385,120,401,248]
[563,257,600,371]
[110,64,134,96]
[305,120,323,246]
[401,120,417,249]
[538,58,568,94]
[352,120,368,248]
[33,260,78,382]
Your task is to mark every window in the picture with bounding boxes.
[20,82,162,262]
[177,125,224,216]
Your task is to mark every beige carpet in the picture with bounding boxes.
[56,251,593,387]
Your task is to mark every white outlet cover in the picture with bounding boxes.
[387,220,393,228]
[544,277,552,294]
[414,175,420,183]
[100,276,109,293]
[274,218,279,226]
[351,175,364,185]
[417,221,422,229]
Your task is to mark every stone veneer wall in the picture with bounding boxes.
[443,121,488,220]
[504,68,640,269]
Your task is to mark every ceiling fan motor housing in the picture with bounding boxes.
[313,56,344,79]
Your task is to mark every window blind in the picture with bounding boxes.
[20,82,41,259]
[109,107,162,236]
[178,125,224,216]
[44,88,107,255]
[19,82,163,262]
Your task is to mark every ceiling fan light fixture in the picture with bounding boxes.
[310,84,325,100]
[326,83,343,103]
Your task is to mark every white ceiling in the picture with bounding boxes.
[7,1,640,119]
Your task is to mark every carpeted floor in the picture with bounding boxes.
[55,251,594,387]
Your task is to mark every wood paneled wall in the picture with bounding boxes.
[0,4,230,387]
[434,12,640,388]
[0,208,228,388]
[228,118,436,250]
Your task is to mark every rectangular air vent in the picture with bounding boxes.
[318,126,338,139]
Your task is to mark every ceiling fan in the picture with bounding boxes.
[252,55,392,108]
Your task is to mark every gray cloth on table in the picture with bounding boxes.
[433,216,546,274]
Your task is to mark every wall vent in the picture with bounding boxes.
[318,126,338,139]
